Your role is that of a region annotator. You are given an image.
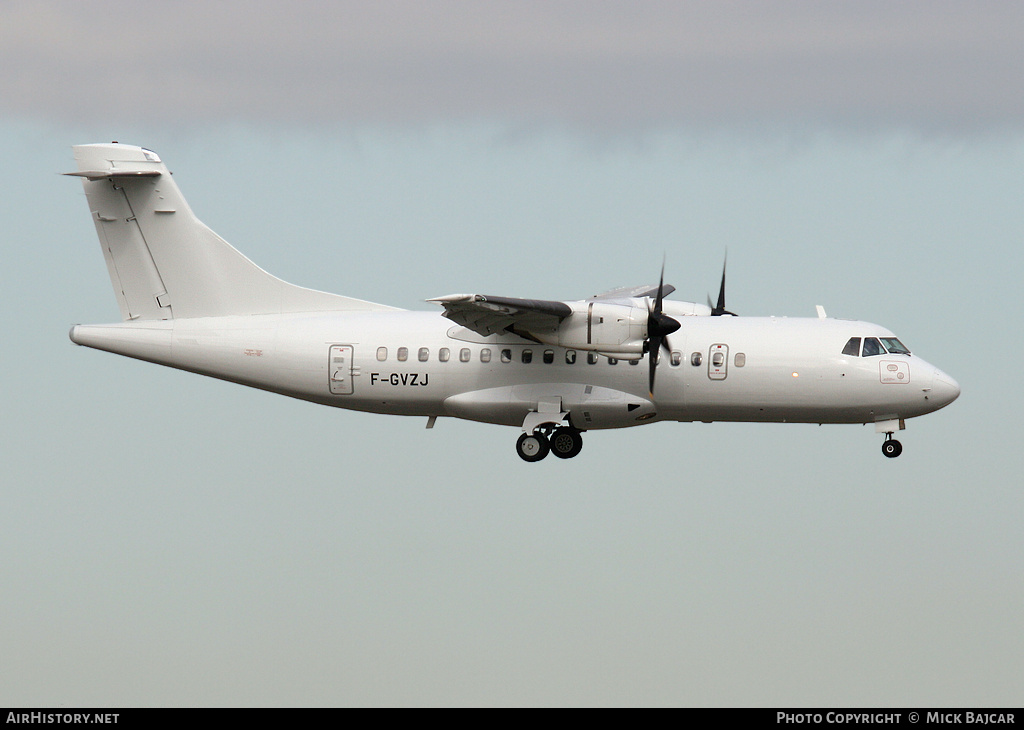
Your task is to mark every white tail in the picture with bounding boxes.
[68,143,395,321]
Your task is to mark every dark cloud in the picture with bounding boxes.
[4,0,1022,133]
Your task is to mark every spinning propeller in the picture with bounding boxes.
[646,263,680,397]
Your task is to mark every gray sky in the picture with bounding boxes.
[3,1,1023,132]
[1,1,1021,707]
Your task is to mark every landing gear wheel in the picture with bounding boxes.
[882,439,903,458]
[549,427,584,459]
[516,432,550,462]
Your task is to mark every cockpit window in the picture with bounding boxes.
[862,337,885,357]
[842,337,861,356]
[880,337,910,355]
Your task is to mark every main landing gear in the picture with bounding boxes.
[516,426,584,462]
[882,434,903,459]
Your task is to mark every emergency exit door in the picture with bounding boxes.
[708,343,728,380]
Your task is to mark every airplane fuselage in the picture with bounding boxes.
[70,310,959,431]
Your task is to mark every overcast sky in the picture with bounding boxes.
[2,1,1021,707]
[3,1,1023,132]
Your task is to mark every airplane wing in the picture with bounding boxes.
[589,283,675,300]
[428,294,572,338]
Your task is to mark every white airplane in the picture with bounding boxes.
[66,143,960,462]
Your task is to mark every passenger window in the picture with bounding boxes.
[543,350,554,364]
[734,352,746,367]
[439,347,450,362]
[880,337,910,355]
[480,348,491,363]
[376,347,387,362]
[565,350,577,364]
[670,351,682,367]
[587,353,598,365]
[862,337,884,357]
[691,352,703,366]
[842,337,861,357]
[522,349,533,364]
[711,352,725,367]
[460,348,471,362]
[397,347,408,362]
[500,349,512,363]
[418,347,429,362]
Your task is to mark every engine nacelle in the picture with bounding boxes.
[531,298,712,357]
[532,301,648,356]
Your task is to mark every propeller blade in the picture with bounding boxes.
[654,259,667,315]
[716,255,727,311]
[648,337,659,397]
[710,252,737,316]
[646,258,680,397]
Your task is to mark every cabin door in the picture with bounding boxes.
[329,345,354,395]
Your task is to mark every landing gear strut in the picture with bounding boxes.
[882,433,903,459]
[516,425,584,462]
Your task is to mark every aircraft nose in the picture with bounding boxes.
[930,368,961,408]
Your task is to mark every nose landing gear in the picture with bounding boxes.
[876,418,905,459]
[882,433,903,458]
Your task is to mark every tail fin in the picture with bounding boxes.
[67,143,396,320]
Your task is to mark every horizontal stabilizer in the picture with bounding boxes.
[65,170,161,180]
